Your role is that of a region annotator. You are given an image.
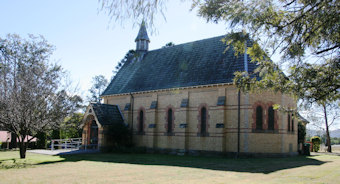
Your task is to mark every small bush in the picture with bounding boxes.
[105,123,132,150]
[303,143,311,156]
[311,136,321,152]
[298,122,306,144]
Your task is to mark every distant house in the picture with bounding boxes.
[82,22,298,156]
[0,131,37,149]
[0,131,11,149]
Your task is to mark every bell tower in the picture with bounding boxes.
[135,21,150,52]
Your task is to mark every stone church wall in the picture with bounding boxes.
[103,84,297,155]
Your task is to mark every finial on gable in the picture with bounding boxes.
[135,21,150,52]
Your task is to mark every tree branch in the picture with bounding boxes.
[315,45,340,55]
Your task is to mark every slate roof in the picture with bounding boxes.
[91,103,124,126]
[102,35,258,96]
[135,21,150,41]
[297,113,309,124]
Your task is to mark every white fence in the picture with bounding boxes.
[51,138,82,151]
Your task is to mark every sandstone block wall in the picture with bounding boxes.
[102,84,298,154]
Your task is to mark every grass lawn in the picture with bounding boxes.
[0,151,339,184]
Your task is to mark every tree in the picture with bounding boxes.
[194,0,339,60]
[99,0,339,59]
[112,49,136,78]
[88,75,108,103]
[60,112,84,139]
[304,101,340,152]
[298,121,306,144]
[0,34,81,158]
[99,0,168,30]
[162,42,175,48]
[234,57,339,152]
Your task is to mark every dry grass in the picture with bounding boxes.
[0,151,339,184]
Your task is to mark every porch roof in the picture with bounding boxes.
[90,103,124,126]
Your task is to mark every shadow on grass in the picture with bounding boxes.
[36,152,329,174]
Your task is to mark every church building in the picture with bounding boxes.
[82,23,298,156]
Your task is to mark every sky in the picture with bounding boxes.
[0,0,229,98]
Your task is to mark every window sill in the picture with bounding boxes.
[164,132,175,136]
[252,129,278,134]
[197,132,209,137]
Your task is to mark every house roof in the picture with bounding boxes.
[297,113,309,124]
[91,103,124,126]
[102,35,258,96]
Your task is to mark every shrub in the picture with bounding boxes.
[105,123,132,150]
[298,122,306,144]
[36,131,47,149]
[311,136,321,152]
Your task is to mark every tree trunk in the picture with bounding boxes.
[323,104,332,152]
[19,141,27,159]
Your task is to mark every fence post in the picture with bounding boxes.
[65,140,67,149]
[51,140,54,151]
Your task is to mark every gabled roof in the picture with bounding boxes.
[135,21,150,42]
[91,103,124,126]
[297,113,309,124]
[102,35,257,96]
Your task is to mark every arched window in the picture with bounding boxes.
[139,110,144,133]
[256,106,263,130]
[291,114,294,132]
[268,106,275,130]
[167,109,173,133]
[287,114,291,131]
[201,107,207,134]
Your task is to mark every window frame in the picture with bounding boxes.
[268,106,275,130]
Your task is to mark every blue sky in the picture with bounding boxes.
[0,0,228,97]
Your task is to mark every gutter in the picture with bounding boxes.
[101,82,233,98]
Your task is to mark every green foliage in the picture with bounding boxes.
[60,113,83,139]
[195,0,339,60]
[311,136,321,152]
[36,131,47,149]
[51,129,60,139]
[112,49,136,77]
[298,122,306,144]
[88,75,108,103]
[235,58,339,104]
[331,137,340,145]
[0,34,81,158]
[162,42,175,48]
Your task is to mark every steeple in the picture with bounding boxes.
[135,21,150,52]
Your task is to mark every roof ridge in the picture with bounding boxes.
[148,34,227,53]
